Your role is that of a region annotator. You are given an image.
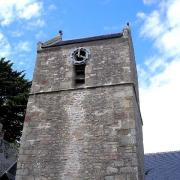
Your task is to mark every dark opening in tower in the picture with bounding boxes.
[74,64,86,85]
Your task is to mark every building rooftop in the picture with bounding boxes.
[145,151,180,180]
[0,139,18,179]
[37,25,132,51]
[40,32,123,49]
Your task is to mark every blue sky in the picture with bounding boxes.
[0,0,180,153]
[0,0,153,79]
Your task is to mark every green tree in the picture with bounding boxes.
[0,58,31,143]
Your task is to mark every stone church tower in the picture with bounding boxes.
[16,26,144,180]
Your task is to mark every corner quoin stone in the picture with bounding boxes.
[16,26,144,180]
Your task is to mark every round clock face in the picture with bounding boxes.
[71,47,89,64]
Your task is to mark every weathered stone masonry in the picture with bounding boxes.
[16,27,144,180]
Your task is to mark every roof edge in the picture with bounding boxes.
[40,32,123,49]
[145,150,180,156]
[37,24,131,51]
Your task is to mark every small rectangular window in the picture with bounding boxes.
[74,64,85,85]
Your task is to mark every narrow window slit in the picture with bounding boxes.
[74,64,86,85]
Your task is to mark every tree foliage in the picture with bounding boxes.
[0,58,31,143]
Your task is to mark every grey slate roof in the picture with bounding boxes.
[0,139,18,177]
[0,162,17,180]
[41,32,123,48]
[145,151,180,180]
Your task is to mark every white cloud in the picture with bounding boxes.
[138,10,164,39]
[15,41,31,52]
[10,30,23,37]
[0,0,43,26]
[137,0,180,153]
[138,0,180,57]
[140,60,180,153]
[159,26,180,57]
[143,0,157,5]
[167,0,180,27]
[27,19,45,28]
[0,32,11,58]
[145,56,168,74]
[18,1,42,20]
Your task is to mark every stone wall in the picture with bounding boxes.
[17,29,144,180]
[31,36,135,93]
[17,85,143,179]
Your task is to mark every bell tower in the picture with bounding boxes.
[16,26,144,180]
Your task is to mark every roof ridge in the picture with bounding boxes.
[39,32,123,49]
[145,150,180,156]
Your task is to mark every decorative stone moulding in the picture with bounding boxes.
[71,47,90,65]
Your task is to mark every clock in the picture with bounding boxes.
[71,47,90,65]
